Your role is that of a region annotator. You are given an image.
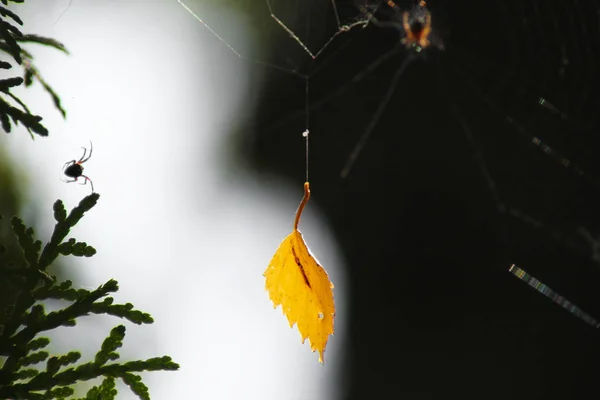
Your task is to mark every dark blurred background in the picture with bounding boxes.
[235,0,600,398]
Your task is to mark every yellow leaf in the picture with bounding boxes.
[264,182,335,364]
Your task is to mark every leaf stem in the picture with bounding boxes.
[293,182,311,231]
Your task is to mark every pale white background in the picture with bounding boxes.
[0,1,348,399]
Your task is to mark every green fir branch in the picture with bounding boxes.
[0,3,68,136]
[0,6,23,25]
[0,194,179,399]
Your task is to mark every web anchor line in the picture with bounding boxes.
[508,264,600,329]
[450,62,600,191]
[177,0,369,79]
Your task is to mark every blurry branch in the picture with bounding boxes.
[0,1,68,137]
[0,195,180,399]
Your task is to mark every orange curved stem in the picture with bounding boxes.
[294,182,311,231]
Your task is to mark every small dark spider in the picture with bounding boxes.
[63,142,94,192]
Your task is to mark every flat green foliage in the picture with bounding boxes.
[0,0,68,137]
[0,195,180,399]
